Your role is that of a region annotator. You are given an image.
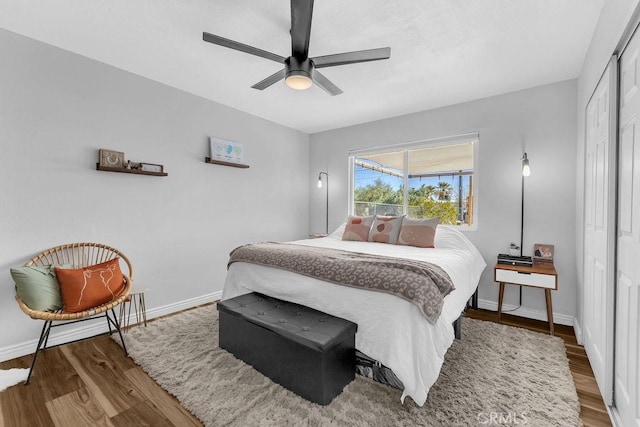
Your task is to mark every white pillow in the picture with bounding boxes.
[368,215,405,244]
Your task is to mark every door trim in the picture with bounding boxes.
[583,55,618,406]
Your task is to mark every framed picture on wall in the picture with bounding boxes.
[99,149,125,168]
[533,243,554,263]
[140,163,164,173]
[209,136,244,164]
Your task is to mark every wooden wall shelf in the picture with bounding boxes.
[205,157,250,169]
[96,164,168,176]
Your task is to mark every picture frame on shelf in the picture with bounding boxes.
[533,243,554,263]
[99,149,125,168]
[209,136,244,164]
[140,163,164,173]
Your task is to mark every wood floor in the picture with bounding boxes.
[0,332,202,426]
[0,308,612,426]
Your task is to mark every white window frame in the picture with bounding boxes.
[348,132,479,231]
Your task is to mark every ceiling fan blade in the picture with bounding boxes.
[312,70,343,96]
[203,32,285,63]
[312,47,391,68]
[290,0,314,59]
[251,69,286,90]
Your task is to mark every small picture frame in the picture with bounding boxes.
[533,243,554,263]
[210,136,244,164]
[140,163,164,173]
[99,149,125,168]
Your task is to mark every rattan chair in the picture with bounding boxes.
[15,243,133,384]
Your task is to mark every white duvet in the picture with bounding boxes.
[222,224,486,406]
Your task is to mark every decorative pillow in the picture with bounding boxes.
[55,258,125,313]
[11,265,70,312]
[368,215,405,244]
[342,215,374,241]
[398,217,439,248]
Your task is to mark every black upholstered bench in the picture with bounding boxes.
[217,292,358,405]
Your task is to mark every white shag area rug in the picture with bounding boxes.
[0,368,29,392]
[115,305,582,426]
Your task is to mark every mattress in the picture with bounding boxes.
[221,224,486,406]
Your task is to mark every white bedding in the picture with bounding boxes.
[221,224,486,406]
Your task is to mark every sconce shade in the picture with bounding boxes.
[522,153,531,177]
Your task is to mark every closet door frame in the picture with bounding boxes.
[583,55,618,406]
[612,16,640,426]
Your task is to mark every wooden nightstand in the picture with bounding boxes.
[494,262,558,335]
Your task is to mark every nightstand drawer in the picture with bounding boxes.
[495,268,556,289]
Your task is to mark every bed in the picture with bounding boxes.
[221,223,486,406]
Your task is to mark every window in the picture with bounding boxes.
[349,134,478,229]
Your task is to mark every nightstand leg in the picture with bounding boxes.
[545,288,554,335]
[497,282,505,322]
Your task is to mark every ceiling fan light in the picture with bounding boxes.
[285,74,313,90]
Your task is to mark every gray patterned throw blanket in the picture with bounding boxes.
[228,242,455,324]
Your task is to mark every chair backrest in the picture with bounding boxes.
[24,243,134,280]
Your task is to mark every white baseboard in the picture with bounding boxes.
[608,404,622,427]
[573,317,583,345]
[0,291,222,363]
[477,298,574,327]
[144,291,222,321]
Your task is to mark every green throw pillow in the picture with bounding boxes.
[10,265,70,312]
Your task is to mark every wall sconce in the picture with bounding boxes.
[520,152,531,256]
[515,152,532,307]
[522,153,531,177]
[317,172,329,234]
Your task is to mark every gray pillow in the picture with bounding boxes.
[11,265,70,312]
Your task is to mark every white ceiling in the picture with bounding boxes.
[0,0,603,134]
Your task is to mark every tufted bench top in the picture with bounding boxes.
[217,292,357,352]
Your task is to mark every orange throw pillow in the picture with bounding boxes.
[55,258,125,313]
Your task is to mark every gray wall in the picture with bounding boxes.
[310,80,578,323]
[574,0,639,340]
[0,29,310,358]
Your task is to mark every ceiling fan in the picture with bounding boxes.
[202,0,391,96]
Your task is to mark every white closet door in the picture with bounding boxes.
[583,56,617,406]
[615,27,640,427]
